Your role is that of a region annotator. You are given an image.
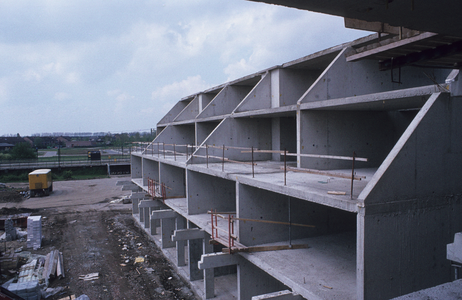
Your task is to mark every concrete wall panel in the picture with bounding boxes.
[196,121,221,146]
[299,110,408,170]
[174,96,200,122]
[235,73,271,112]
[159,163,186,198]
[360,199,462,299]
[279,69,320,106]
[198,85,252,118]
[238,259,287,300]
[151,125,195,157]
[193,118,273,164]
[142,158,159,186]
[299,48,452,104]
[237,184,356,246]
[186,170,236,215]
[361,93,462,203]
[131,155,142,179]
[159,98,191,124]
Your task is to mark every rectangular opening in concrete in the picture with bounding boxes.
[237,183,356,246]
[299,109,418,170]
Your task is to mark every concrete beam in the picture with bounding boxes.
[252,290,303,300]
[198,252,240,270]
[151,209,179,220]
[138,200,160,208]
[172,228,207,242]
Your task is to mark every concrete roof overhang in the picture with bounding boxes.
[246,0,462,38]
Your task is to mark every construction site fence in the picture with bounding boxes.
[0,157,130,170]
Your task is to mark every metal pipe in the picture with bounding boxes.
[252,146,254,178]
[351,151,356,200]
[284,149,287,186]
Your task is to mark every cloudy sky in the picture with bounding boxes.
[0,0,369,137]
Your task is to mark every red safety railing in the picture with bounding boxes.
[210,210,235,248]
[147,177,167,204]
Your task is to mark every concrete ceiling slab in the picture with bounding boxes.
[246,0,462,37]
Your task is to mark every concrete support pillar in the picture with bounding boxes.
[139,200,160,231]
[203,234,214,299]
[189,239,203,281]
[144,208,150,229]
[176,217,187,266]
[161,218,176,248]
[151,209,179,248]
[132,197,139,215]
[204,268,214,299]
[131,192,148,214]
[172,228,209,281]
[139,206,144,222]
[199,252,241,300]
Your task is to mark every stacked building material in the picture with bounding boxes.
[26,216,42,250]
[4,219,16,241]
[7,280,40,300]
[8,258,43,300]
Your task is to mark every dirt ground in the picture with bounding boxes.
[0,177,197,300]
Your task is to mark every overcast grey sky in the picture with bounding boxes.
[0,0,369,136]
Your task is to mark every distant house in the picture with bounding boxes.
[0,143,14,152]
[63,140,96,148]
[0,137,31,150]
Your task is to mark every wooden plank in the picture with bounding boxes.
[328,191,347,195]
[226,244,309,254]
[282,166,365,180]
[347,32,439,62]
[234,217,315,228]
[244,150,367,161]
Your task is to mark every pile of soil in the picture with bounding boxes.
[0,184,28,203]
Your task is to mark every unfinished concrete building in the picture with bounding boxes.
[130,2,462,299]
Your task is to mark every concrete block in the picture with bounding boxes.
[172,229,207,241]
[198,252,240,270]
[448,232,462,264]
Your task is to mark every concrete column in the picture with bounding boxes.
[176,217,186,266]
[203,234,214,299]
[199,252,241,300]
[189,239,203,281]
[204,268,214,299]
[139,206,144,222]
[151,209,178,249]
[161,218,176,249]
[131,192,148,214]
[139,200,160,230]
[144,208,150,229]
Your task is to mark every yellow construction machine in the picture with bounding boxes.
[28,169,53,197]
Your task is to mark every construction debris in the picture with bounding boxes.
[79,273,99,281]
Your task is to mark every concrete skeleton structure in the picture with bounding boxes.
[130,2,462,299]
